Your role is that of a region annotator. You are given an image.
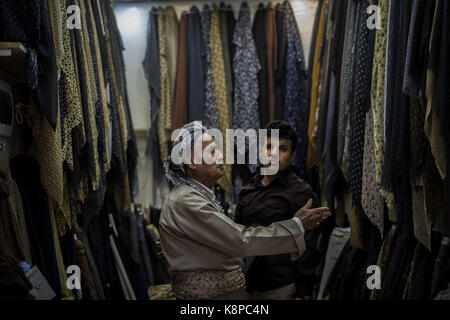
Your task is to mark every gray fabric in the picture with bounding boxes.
[317,227,350,300]
[129,212,141,265]
[110,234,136,300]
[137,214,155,286]
[200,5,220,130]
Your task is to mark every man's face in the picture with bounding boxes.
[188,133,224,184]
[263,137,296,172]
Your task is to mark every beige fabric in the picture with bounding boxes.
[361,110,384,236]
[28,93,71,236]
[210,10,232,193]
[148,284,176,300]
[157,9,172,162]
[159,184,306,273]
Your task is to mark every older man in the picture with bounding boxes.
[159,122,330,300]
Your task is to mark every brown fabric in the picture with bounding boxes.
[265,3,277,122]
[0,157,27,263]
[171,12,188,131]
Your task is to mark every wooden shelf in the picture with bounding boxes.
[0,42,27,83]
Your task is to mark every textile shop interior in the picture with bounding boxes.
[0,0,449,301]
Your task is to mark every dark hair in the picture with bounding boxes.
[265,120,298,152]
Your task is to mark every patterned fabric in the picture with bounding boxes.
[28,92,68,235]
[283,0,307,178]
[219,3,234,129]
[49,0,84,172]
[307,1,327,169]
[361,110,384,236]
[340,0,360,177]
[85,0,108,170]
[370,0,387,183]
[157,8,172,162]
[349,0,375,205]
[201,5,220,130]
[78,0,101,191]
[143,8,164,186]
[233,2,260,132]
[211,9,232,193]
[171,268,245,300]
[165,7,179,100]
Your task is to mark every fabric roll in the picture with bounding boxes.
[143,8,164,187]
[137,214,155,286]
[74,237,100,300]
[49,0,84,172]
[361,108,384,236]
[322,0,348,208]
[274,3,287,121]
[307,0,327,169]
[187,6,205,122]
[233,2,261,133]
[424,0,447,179]
[253,3,269,128]
[77,229,106,300]
[265,3,277,123]
[211,8,232,193]
[49,200,74,300]
[172,12,188,131]
[317,227,350,300]
[219,2,234,128]
[109,234,137,300]
[157,7,172,162]
[349,0,376,205]
[165,7,179,100]
[314,0,333,173]
[370,0,388,188]
[201,5,220,130]
[283,0,308,179]
[0,157,28,263]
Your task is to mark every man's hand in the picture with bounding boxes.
[294,199,331,231]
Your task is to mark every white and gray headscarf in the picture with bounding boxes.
[163,121,224,213]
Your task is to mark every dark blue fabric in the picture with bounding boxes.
[283,1,308,179]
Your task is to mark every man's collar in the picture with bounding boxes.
[188,177,215,198]
[250,167,292,188]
